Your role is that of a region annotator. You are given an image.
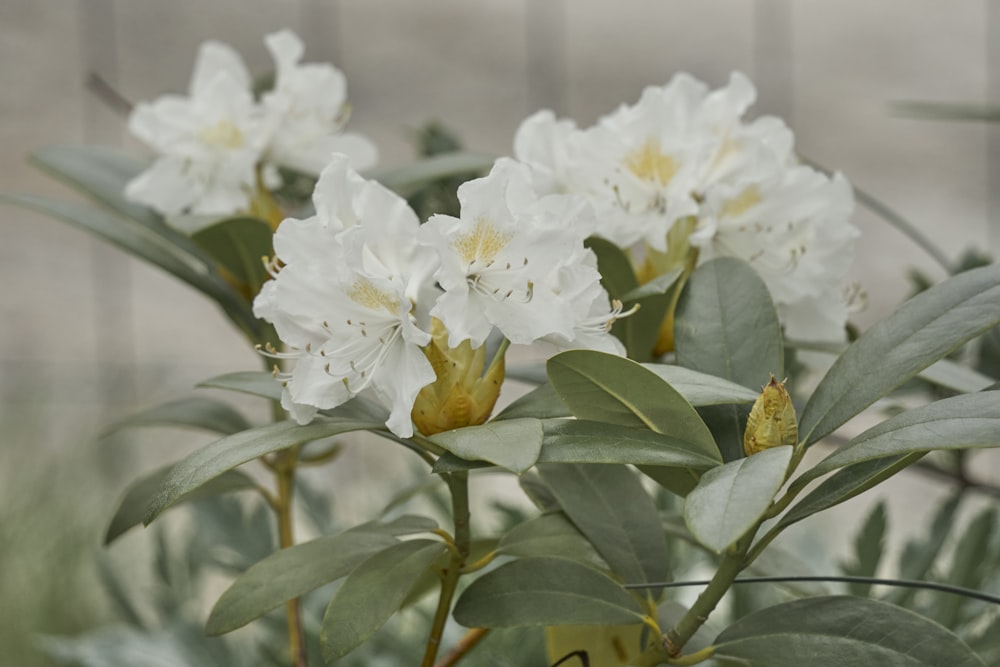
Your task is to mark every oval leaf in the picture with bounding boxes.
[430,418,543,474]
[797,391,1000,486]
[198,371,283,401]
[453,557,645,627]
[539,420,721,468]
[538,463,669,586]
[321,539,447,661]
[495,383,571,420]
[715,596,987,666]
[207,523,429,634]
[641,364,760,406]
[104,397,252,436]
[547,350,719,460]
[684,446,792,553]
[498,512,606,567]
[105,465,257,545]
[799,263,1000,445]
[144,412,384,524]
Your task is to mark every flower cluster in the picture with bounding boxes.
[125,30,376,226]
[254,156,626,438]
[513,72,860,344]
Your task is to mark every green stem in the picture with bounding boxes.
[421,471,471,667]
[275,448,308,667]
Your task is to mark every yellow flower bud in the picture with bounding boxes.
[743,375,798,456]
[411,319,505,436]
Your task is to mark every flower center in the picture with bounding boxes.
[452,217,513,266]
[719,186,762,219]
[624,139,679,186]
[347,277,400,314]
[199,119,245,149]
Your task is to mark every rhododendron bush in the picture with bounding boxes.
[6,29,1000,667]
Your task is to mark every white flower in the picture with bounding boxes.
[254,158,437,437]
[421,159,617,349]
[262,30,378,176]
[125,41,266,217]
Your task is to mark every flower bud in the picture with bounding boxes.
[743,375,798,456]
[411,319,505,436]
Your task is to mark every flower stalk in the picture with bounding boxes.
[421,471,471,667]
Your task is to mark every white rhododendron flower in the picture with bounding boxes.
[254,158,437,437]
[262,30,377,176]
[126,30,375,222]
[513,71,859,344]
[420,159,611,349]
[255,155,626,434]
[126,41,265,217]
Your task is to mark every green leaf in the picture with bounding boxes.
[797,391,1000,485]
[104,396,252,436]
[321,539,448,661]
[799,264,1000,445]
[585,237,638,300]
[888,493,962,608]
[921,358,997,394]
[538,420,722,468]
[144,410,384,524]
[547,350,720,460]
[494,383,571,420]
[105,465,257,545]
[640,465,702,498]
[714,596,986,666]
[934,507,997,628]
[191,216,273,290]
[430,418,543,474]
[207,516,437,635]
[497,512,606,567]
[839,502,888,597]
[641,364,760,406]
[620,269,682,302]
[368,151,496,198]
[2,193,259,337]
[684,446,792,553]
[453,557,645,627]
[197,370,282,401]
[673,257,783,461]
[778,454,922,530]
[538,463,670,586]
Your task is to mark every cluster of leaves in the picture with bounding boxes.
[7,141,1000,667]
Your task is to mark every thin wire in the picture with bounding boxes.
[624,575,1000,606]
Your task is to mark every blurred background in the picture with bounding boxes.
[2,1,999,664]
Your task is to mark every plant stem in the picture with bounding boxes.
[275,447,308,667]
[433,628,491,667]
[421,471,471,667]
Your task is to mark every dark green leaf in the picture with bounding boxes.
[539,420,721,468]
[640,465,702,498]
[494,383,570,420]
[778,454,922,530]
[2,194,259,337]
[641,364,759,406]
[538,463,669,586]
[839,502,888,597]
[321,539,447,661]
[799,264,1000,445]
[585,237,638,300]
[797,392,1000,485]
[620,269,682,302]
[105,465,258,545]
[198,371,282,401]
[144,411,384,524]
[368,151,496,198]
[497,512,606,567]
[888,493,962,607]
[674,257,783,461]
[104,396,252,436]
[714,596,986,666]
[453,557,645,627]
[430,418,543,474]
[547,350,720,461]
[207,518,435,634]
[934,507,996,628]
[191,216,273,290]
[684,446,792,553]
